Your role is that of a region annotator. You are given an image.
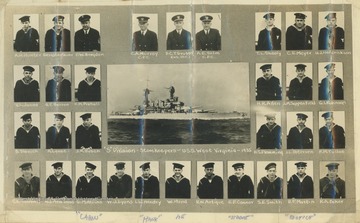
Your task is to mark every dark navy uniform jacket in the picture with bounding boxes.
[195,28,221,51]
[74,28,101,51]
[166,29,192,50]
[132,30,158,51]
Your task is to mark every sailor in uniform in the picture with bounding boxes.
[286,13,312,50]
[287,113,313,149]
[107,162,133,198]
[77,66,101,101]
[15,162,40,198]
[320,163,345,198]
[74,15,101,51]
[227,163,254,198]
[287,162,314,198]
[197,162,223,199]
[318,13,345,50]
[14,15,39,52]
[45,66,71,102]
[15,113,40,149]
[75,113,101,149]
[135,162,160,198]
[45,15,70,52]
[76,162,102,198]
[46,114,71,149]
[14,66,40,102]
[46,162,72,198]
[166,15,192,50]
[195,15,221,51]
[256,13,281,50]
[257,163,283,199]
[132,16,158,51]
[165,163,191,198]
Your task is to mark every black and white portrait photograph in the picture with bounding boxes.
[75,112,101,149]
[45,112,71,149]
[44,14,71,52]
[256,111,282,149]
[134,161,160,199]
[132,14,158,51]
[165,161,191,199]
[166,12,193,50]
[318,11,345,50]
[75,161,102,198]
[318,62,344,100]
[285,12,312,50]
[255,12,281,51]
[74,13,101,51]
[15,162,40,198]
[14,112,40,149]
[13,65,40,102]
[286,111,313,149]
[74,65,101,102]
[45,65,72,102]
[287,161,314,199]
[107,161,133,198]
[107,63,250,145]
[45,161,72,198]
[319,161,345,199]
[255,63,282,101]
[195,13,221,51]
[286,63,313,100]
[13,14,39,52]
[318,111,345,149]
[197,161,223,199]
[227,161,254,199]
[257,161,283,199]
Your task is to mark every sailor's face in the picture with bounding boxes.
[22,167,32,177]
[54,118,64,127]
[326,67,335,77]
[234,167,244,177]
[22,21,30,30]
[83,118,92,127]
[23,71,33,81]
[297,167,306,176]
[262,69,272,79]
[174,21,184,30]
[22,118,32,127]
[328,168,338,178]
[295,18,305,28]
[85,167,94,176]
[204,167,214,177]
[116,168,125,176]
[86,72,95,81]
[173,167,182,177]
[142,168,151,177]
[54,167,63,176]
[202,21,211,30]
[139,22,148,31]
[81,21,90,30]
[53,71,63,81]
[325,117,334,126]
[327,18,337,28]
[54,20,64,30]
[266,18,274,26]
[297,118,306,126]
[296,68,305,78]
[266,117,276,125]
[267,167,276,178]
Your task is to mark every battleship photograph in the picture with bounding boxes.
[107,63,250,144]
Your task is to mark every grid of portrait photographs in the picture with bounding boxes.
[4,3,355,214]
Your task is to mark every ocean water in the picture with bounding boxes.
[108,118,250,144]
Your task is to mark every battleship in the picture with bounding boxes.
[108,85,248,120]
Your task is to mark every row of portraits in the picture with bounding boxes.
[13,11,346,53]
[256,111,346,149]
[14,112,101,149]
[13,65,101,102]
[13,110,346,149]
[255,62,344,101]
[255,11,345,50]
[15,161,346,199]
[13,61,345,103]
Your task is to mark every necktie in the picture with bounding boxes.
[141,31,145,36]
